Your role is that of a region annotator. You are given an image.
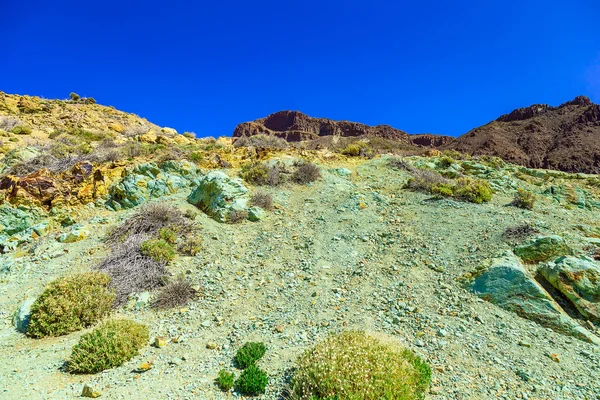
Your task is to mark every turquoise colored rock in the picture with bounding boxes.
[514,235,572,264]
[540,257,600,322]
[247,206,266,222]
[58,225,89,243]
[13,298,35,333]
[470,252,600,344]
[188,171,249,222]
[106,161,201,210]
[0,204,47,252]
[332,168,352,176]
[0,146,40,172]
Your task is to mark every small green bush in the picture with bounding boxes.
[27,272,115,338]
[241,162,283,186]
[235,364,268,395]
[69,92,80,101]
[140,239,176,263]
[453,177,492,203]
[188,151,203,162]
[183,132,196,139]
[234,342,266,369]
[341,143,362,156]
[178,235,203,256]
[289,331,431,400]
[66,319,149,374]
[216,369,235,392]
[159,227,177,244]
[512,188,536,210]
[436,155,454,168]
[11,125,32,135]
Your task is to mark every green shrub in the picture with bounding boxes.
[188,151,203,162]
[69,92,80,101]
[235,364,268,395]
[11,125,32,135]
[27,272,115,338]
[159,227,177,244]
[234,342,266,369]
[453,177,492,203]
[140,239,176,263]
[183,132,196,139]
[216,369,235,392]
[341,143,362,156]
[289,331,431,400]
[436,156,454,168]
[512,188,536,210]
[66,319,149,374]
[178,235,203,256]
[84,97,96,105]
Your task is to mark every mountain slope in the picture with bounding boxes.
[446,96,600,173]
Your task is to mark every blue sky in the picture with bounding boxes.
[2,1,599,137]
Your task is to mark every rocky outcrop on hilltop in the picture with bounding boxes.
[446,96,600,174]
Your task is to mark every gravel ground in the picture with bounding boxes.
[1,156,599,399]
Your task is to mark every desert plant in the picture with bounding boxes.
[11,125,32,135]
[0,116,24,132]
[69,92,80,101]
[341,143,362,156]
[512,188,536,210]
[178,235,203,256]
[293,161,321,184]
[107,203,192,244]
[405,169,449,192]
[233,134,289,150]
[96,235,169,306]
[388,157,415,171]
[27,272,115,338]
[250,190,273,210]
[216,369,235,392]
[228,210,248,224]
[436,155,455,168]
[452,177,492,203]
[502,223,540,242]
[66,319,149,374]
[158,227,177,244]
[183,131,196,139]
[235,364,268,395]
[83,97,96,105]
[151,278,197,310]
[140,239,176,263]
[240,162,284,186]
[289,331,431,400]
[188,151,203,162]
[235,342,266,369]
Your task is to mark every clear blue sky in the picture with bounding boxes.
[2,1,599,137]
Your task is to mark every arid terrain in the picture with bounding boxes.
[1,92,600,399]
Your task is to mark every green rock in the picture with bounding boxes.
[247,206,266,222]
[540,257,600,322]
[514,235,572,264]
[188,171,250,222]
[0,146,40,172]
[57,226,89,243]
[106,161,200,210]
[470,252,599,344]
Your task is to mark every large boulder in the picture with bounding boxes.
[106,161,200,210]
[540,256,600,322]
[188,171,249,222]
[469,252,599,344]
[514,235,572,264]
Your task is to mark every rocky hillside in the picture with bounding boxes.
[1,93,600,399]
[233,110,454,147]
[446,96,600,174]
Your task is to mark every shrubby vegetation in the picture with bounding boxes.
[216,369,235,392]
[140,238,176,263]
[234,342,266,369]
[512,188,536,210]
[289,331,431,400]
[241,160,321,186]
[235,364,268,395]
[234,134,289,150]
[250,190,273,210]
[405,168,492,203]
[66,319,149,374]
[151,278,197,310]
[27,272,115,338]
